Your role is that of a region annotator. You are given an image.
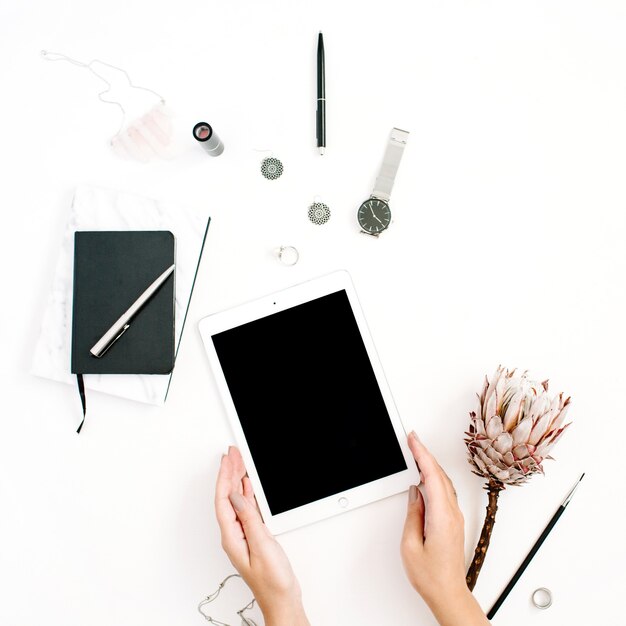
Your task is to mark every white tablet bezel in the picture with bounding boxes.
[198,269,420,534]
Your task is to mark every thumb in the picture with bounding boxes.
[229,491,269,546]
[402,485,425,549]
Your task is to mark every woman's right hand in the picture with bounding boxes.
[215,446,310,626]
[401,431,491,626]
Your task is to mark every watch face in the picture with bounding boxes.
[357,198,391,235]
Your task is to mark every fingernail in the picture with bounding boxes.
[409,430,420,442]
[229,492,246,512]
[409,485,418,503]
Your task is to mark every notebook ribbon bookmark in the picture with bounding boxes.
[76,374,87,433]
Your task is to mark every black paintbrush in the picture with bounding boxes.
[486,473,585,620]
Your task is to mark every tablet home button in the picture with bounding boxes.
[338,497,349,508]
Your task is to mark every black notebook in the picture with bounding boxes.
[71,231,176,375]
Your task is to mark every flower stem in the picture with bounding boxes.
[466,480,503,591]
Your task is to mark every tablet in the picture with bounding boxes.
[198,270,419,534]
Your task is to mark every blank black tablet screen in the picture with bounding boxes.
[212,289,407,515]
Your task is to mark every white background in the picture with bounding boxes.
[1,1,625,624]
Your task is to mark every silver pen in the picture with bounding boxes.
[90,264,175,358]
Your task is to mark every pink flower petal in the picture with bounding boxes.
[493,432,513,455]
[503,391,524,432]
[513,444,530,459]
[512,418,532,445]
[548,403,570,434]
[474,418,487,437]
[486,415,504,440]
[528,412,552,445]
[486,447,503,464]
[484,390,497,422]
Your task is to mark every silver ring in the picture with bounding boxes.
[276,245,299,266]
[532,587,552,610]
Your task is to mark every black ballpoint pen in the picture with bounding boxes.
[316,31,325,155]
[486,473,585,619]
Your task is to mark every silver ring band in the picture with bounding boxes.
[276,245,299,266]
[532,587,553,609]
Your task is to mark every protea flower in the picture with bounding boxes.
[464,366,572,590]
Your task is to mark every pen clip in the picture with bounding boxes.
[92,323,130,358]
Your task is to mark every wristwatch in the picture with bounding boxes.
[357,127,409,236]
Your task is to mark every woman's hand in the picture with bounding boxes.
[401,431,491,626]
[215,446,310,626]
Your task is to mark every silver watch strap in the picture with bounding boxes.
[372,127,409,202]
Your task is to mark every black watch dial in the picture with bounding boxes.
[357,198,391,234]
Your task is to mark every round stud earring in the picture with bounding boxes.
[308,201,331,225]
[261,157,284,180]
